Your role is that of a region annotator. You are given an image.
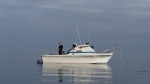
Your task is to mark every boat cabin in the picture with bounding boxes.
[68,43,95,55]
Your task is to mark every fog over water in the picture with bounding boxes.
[0,0,150,84]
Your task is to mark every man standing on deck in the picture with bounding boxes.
[58,42,63,55]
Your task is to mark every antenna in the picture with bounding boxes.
[88,32,91,43]
[75,22,82,44]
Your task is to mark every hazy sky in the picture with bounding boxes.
[0,0,150,55]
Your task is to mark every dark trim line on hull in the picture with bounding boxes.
[69,52,95,53]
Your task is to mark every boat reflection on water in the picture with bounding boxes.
[42,64,112,84]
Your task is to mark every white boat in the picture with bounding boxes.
[41,43,113,64]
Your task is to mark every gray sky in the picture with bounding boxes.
[0,0,150,55]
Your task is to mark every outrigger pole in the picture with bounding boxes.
[88,32,91,43]
[75,22,82,44]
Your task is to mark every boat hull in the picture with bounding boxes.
[41,53,113,64]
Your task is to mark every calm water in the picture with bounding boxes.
[0,52,150,84]
[1,0,150,84]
